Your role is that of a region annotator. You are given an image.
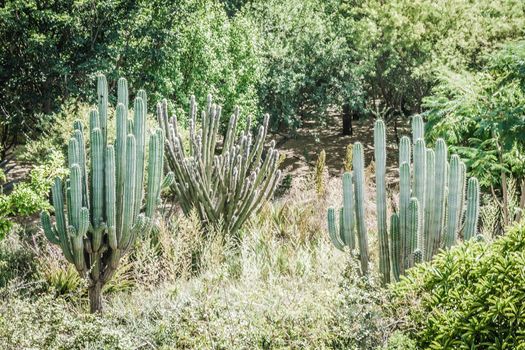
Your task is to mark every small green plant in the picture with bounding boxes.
[40,75,172,313]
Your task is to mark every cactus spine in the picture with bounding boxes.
[41,75,172,313]
[159,96,281,236]
[374,120,390,283]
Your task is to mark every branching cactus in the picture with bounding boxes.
[158,95,281,236]
[327,114,482,284]
[40,75,172,313]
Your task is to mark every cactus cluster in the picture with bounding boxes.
[41,75,172,312]
[327,116,481,282]
[326,143,370,275]
[158,95,281,236]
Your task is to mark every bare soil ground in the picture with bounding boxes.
[275,115,408,184]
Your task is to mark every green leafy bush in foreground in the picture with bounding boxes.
[389,224,525,349]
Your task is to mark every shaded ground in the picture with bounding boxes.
[275,114,409,184]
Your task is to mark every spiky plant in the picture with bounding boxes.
[40,75,172,313]
[327,115,481,283]
[158,96,281,236]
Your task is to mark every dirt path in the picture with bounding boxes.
[275,115,409,184]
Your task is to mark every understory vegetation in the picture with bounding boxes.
[1,0,525,349]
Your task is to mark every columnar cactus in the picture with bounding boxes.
[390,213,401,282]
[158,96,281,236]
[40,75,172,313]
[327,172,355,250]
[327,115,482,283]
[444,155,466,248]
[353,142,369,275]
[464,177,480,240]
[374,120,390,283]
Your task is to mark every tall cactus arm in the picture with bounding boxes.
[133,97,146,220]
[115,103,127,240]
[41,211,60,245]
[390,213,401,282]
[73,128,89,209]
[423,148,435,261]
[105,145,117,250]
[117,77,128,109]
[399,161,411,271]
[90,127,104,225]
[431,139,448,255]
[342,172,355,249]
[145,130,164,219]
[464,177,480,240]
[412,115,424,143]
[120,134,137,248]
[408,197,419,267]
[352,142,369,275]
[374,119,390,283]
[413,139,426,226]
[327,208,345,251]
[444,155,463,248]
[97,74,108,148]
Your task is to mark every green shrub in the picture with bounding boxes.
[0,295,134,350]
[388,224,525,348]
[0,231,38,288]
[1,150,66,218]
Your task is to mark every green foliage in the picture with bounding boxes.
[333,0,525,116]
[390,224,525,348]
[424,40,525,186]
[0,232,38,289]
[244,0,363,129]
[0,0,262,157]
[0,150,67,239]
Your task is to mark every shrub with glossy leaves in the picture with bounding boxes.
[389,224,525,348]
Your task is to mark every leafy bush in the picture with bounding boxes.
[1,150,66,217]
[424,40,525,230]
[0,295,134,349]
[243,0,362,129]
[388,224,525,348]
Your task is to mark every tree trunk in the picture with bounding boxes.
[89,281,103,313]
[342,103,352,136]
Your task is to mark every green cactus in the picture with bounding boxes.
[390,213,401,282]
[430,139,448,256]
[444,155,465,248]
[158,96,281,236]
[407,197,419,268]
[374,119,390,283]
[399,161,410,273]
[327,172,355,251]
[353,142,369,275]
[327,115,481,282]
[463,177,480,240]
[41,75,172,313]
